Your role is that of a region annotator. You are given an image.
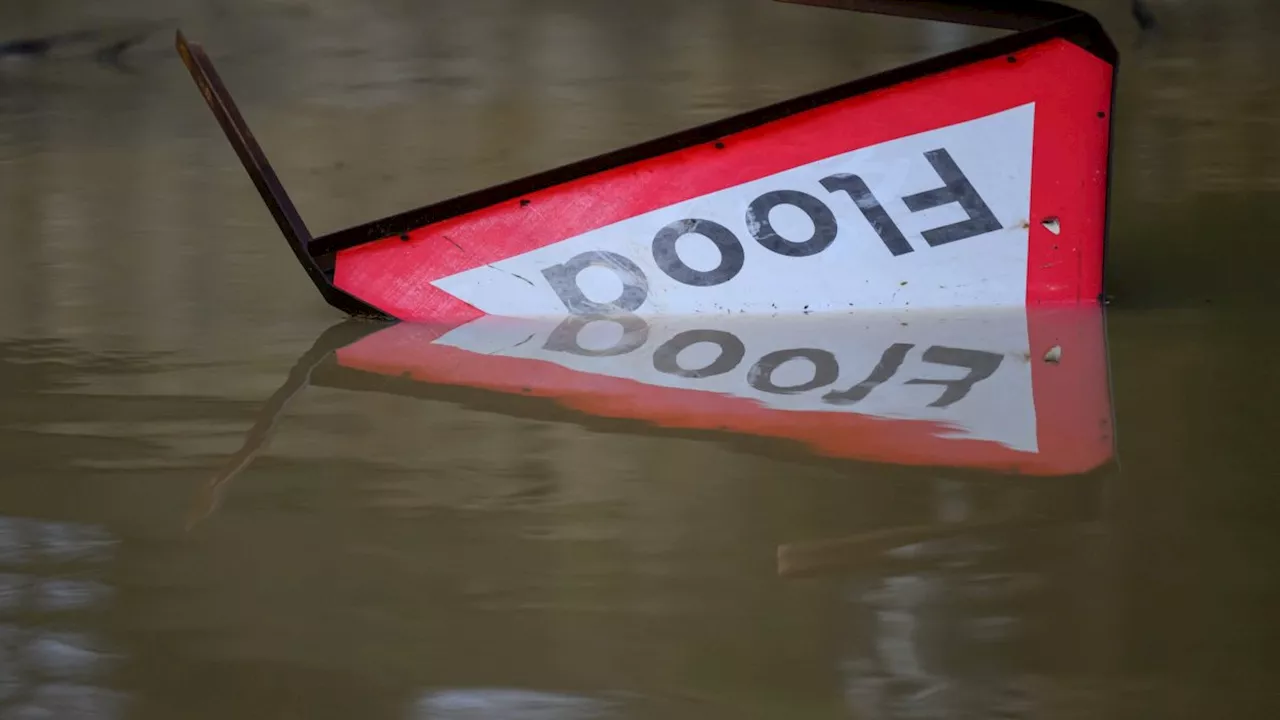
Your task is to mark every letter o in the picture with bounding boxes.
[652,330,746,379]
[540,251,649,315]
[747,348,839,394]
[746,190,838,257]
[651,219,745,287]
[543,314,650,357]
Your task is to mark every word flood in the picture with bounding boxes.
[541,148,1001,314]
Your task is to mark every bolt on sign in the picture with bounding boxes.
[175,0,1119,323]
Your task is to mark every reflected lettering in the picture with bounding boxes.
[543,317,1006,410]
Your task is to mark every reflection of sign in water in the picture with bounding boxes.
[191,305,1113,526]
[329,307,1113,476]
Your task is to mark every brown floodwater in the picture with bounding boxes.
[1,1,1278,718]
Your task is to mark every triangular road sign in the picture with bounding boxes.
[177,0,1118,322]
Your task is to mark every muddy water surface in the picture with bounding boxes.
[1,1,1278,718]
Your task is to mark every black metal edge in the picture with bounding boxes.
[772,0,1076,31]
[173,30,392,321]
[306,4,1117,261]
[303,348,1119,483]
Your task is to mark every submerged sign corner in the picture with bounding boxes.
[176,0,1120,323]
